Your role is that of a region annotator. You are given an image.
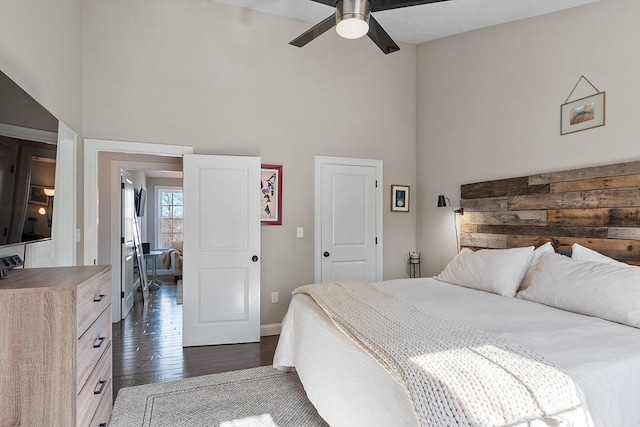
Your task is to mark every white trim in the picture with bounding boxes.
[53,121,77,266]
[84,139,191,324]
[314,156,383,283]
[260,323,281,337]
[83,138,192,267]
[0,122,58,143]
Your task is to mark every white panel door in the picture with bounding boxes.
[319,161,379,282]
[120,172,135,319]
[182,154,261,346]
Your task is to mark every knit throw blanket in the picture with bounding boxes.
[293,281,583,427]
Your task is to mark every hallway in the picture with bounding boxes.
[112,280,279,400]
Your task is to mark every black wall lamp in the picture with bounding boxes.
[437,194,463,253]
[437,194,463,215]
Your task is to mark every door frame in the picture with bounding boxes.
[314,156,383,283]
[84,138,192,322]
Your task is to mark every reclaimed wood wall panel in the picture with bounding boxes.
[460,161,640,263]
[546,208,639,227]
[528,161,640,185]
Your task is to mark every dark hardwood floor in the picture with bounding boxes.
[112,278,279,401]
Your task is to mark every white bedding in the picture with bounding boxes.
[273,278,640,427]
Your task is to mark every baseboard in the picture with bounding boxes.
[260,323,281,336]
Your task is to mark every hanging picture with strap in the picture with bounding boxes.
[560,75,605,135]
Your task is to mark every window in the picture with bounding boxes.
[157,187,183,248]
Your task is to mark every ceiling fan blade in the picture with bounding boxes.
[310,0,337,6]
[289,14,337,47]
[367,15,400,54]
[369,0,448,12]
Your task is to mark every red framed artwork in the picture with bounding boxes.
[260,164,282,225]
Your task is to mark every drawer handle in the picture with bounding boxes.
[94,379,107,395]
[99,424,107,427]
[93,336,106,348]
[93,294,106,302]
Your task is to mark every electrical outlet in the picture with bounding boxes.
[271,292,278,303]
[297,227,304,238]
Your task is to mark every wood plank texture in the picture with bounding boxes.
[463,211,547,226]
[547,208,639,227]
[460,197,508,212]
[461,177,549,199]
[550,174,640,193]
[111,280,279,402]
[528,161,640,185]
[461,161,640,263]
[507,188,639,210]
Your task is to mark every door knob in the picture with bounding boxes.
[252,255,259,262]
[323,251,330,257]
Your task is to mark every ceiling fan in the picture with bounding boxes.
[290,0,448,54]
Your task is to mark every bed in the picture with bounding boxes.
[273,161,640,426]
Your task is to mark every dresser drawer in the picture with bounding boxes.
[77,343,112,427]
[89,379,113,427]
[77,306,112,391]
[77,269,111,336]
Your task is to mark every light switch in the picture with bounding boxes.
[297,227,304,238]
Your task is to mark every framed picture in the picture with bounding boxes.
[390,184,410,212]
[561,92,605,135]
[29,185,49,206]
[261,164,282,225]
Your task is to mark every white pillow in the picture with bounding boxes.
[435,246,534,297]
[518,242,556,292]
[571,243,629,267]
[519,252,640,328]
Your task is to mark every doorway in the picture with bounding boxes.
[85,140,262,347]
[314,156,383,283]
[84,138,192,323]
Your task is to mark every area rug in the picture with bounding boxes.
[111,366,328,427]
[176,279,183,305]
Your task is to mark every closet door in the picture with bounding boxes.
[182,155,261,346]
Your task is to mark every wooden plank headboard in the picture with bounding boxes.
[459,161,640,265]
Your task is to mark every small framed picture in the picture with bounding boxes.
[29,185,49,206]
[261,164,282,225]
[390,185,410,212]
[561,92,605,135]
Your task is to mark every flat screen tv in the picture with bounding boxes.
[0,70,59,247]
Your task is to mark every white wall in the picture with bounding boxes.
[82,1,418,325]
[0,0,82,134]
[416,0,640,275]
[0,0,83,265]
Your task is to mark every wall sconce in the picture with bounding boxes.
[437,194,463,253]
[437,194,463,215]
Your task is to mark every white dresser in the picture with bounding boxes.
[0,265,112,426]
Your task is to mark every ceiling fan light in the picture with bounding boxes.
[336,18,369,39]
[335,0,370,39]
